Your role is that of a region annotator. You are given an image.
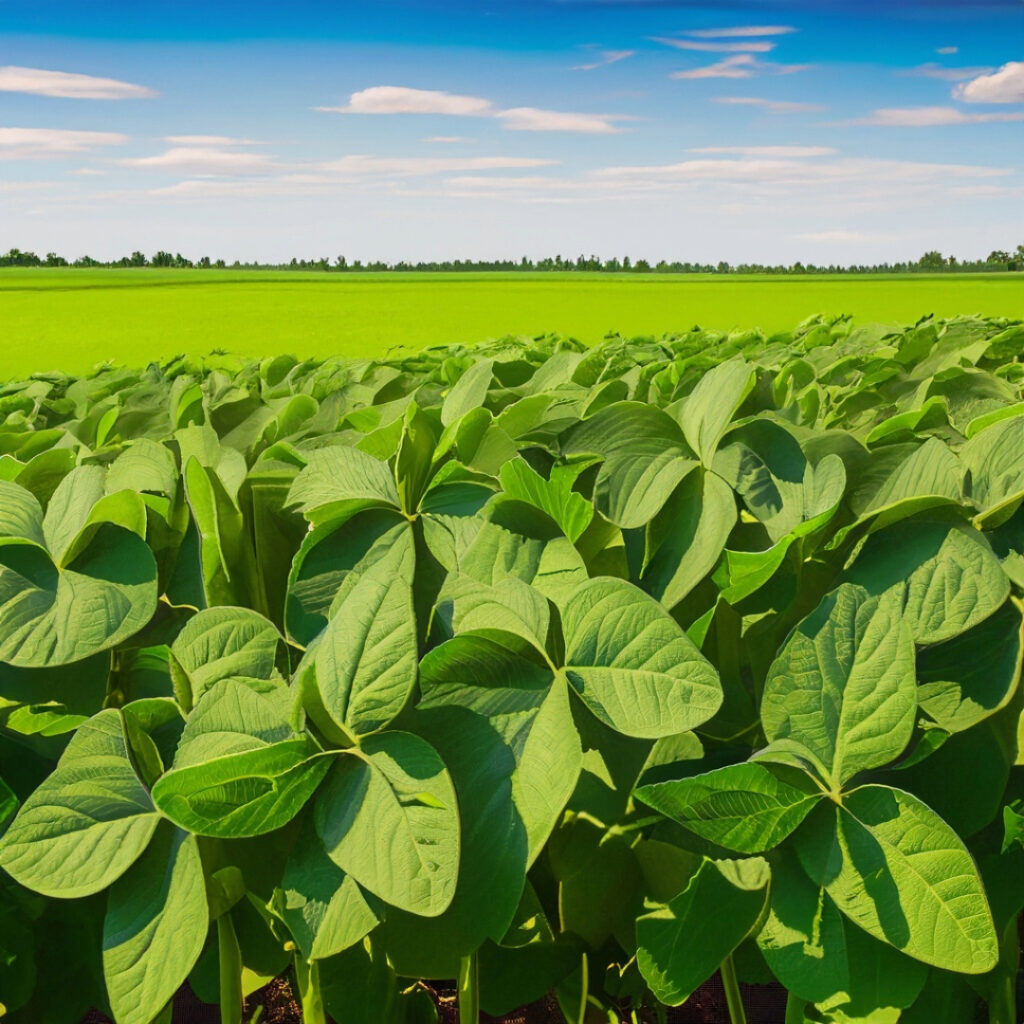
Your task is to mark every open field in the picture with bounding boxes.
[1,268,1021,376]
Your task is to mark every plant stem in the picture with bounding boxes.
[293,953,327,1024]
[720,955,747,1024]
[988,920,1019,1024]
[784,991,807,1024]
[654,1004,668,1024]
[457,952,479,1024]
[217,913,244,1024]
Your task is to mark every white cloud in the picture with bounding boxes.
[936,46,959,55]
[690,145,835,157]
[852,106,1024,126]
[68,167,105,175]
[118,147,278,175]
[954,62,1024,103]
[495,107,625,133]
[671,55,811,80]
[652,38,776,53]
[796,230,881,242]
[421,136,468,143]
[713,96,824,113]
[685,26,797,38]
[908,63,993,82]
[319,85,627,134]
[0,66,155,99]
[572,50,635,71]
[316,155,558,176]
[0,127,128,159]
[319,86,494,116]
[163,135,264,146]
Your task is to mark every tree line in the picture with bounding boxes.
[2,246,1023,273]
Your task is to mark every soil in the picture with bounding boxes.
[80,974,790,1023]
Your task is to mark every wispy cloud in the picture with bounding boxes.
[315,155,558,176]
[421,136,468,143]
[495,107,626,133]
[118,147,278,175]
[0,127,128,159]
[851,106,1024,126]
[319,86,494,116]
[936,46,959,55]
[572,49,635,71]
[652,38,776,52]
[907,63,993,82]
[319,85,628,133]
[163,135,265,146]
[685,26,797,38]
[671,54,811,79]
[713,96,824,113]
[0,66,155,99]
[796,230,883,242]
[954,61,1024,103]
[690,145,835,156]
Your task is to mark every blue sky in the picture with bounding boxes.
[2,0,1023,263]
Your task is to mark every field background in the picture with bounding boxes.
[2,268,1021,377]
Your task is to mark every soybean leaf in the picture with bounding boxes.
[562,577,722,739]
[637,761,822,854]
[677,358,755,465]
[315,730,460,918]
[498,458,594,543]
[796,786,998,973]
[287,445,399,526]
[0,709,159,897]
[761,584,916,787]
[103,823,207,1024]
[636,856,770,1005]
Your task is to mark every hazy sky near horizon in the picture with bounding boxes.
[3,0,1023,264]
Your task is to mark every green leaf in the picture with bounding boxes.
[395,402,438,514]
[797,785,998,973]
[845,520,1010,645]
[170,606,281,707]
[639,468,736,610]
[961,415,1024,517]
[0,480,158,667]
[274,816,379,961]
[315,731,460,917]
[287,445,399,525]
[441,359,494,427]
[0,710,159,897]
[562,577,722,739]
[761,584,916,787]
[637,761,822,853]
[498,458,594,542]
[313,554,418,736]
[636,856,770,1005]
[103,823,208,1024]
[678,358,755,465]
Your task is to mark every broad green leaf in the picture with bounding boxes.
[103,824,207,1024]
[564,402,697,528]
[441,358,494,426]
[961,415,1024,517]
[917,599,1023,732]
[562,577,722,738]
[315,731,460,917]
[640,468,736,610]
[797,785,998,973]
[637,761,822,853]
[845,520,1009,644]
[274,817,379,961]
[432,573,550,652]
[498,458,594,542]
[170,606,281,707]
[0,710,159,897]
[287,445,399,525]
[761,584,916,786]
[636,856,770,1005]
[851,437,962,521]
[758,849,926,1015]
[395,402,437,514]
[313,555,418,736]
[0,481,158,667]
[677,358,755,465]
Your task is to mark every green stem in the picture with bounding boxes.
[988,920,1019,1024]
[293,953,327,1024]
[217,913,244,1024]
[720,955,747,1024]
[457,952,479,1024]
[654,1004,668,1024]
[784,991,807,1024]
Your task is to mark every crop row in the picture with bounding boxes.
[0,314,1022,1024]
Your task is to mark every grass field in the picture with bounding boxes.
[1,268,1021,377]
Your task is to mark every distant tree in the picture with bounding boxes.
[918,250,946,270]
[197,256,212,268]
[622,255,631,270]
[716,261,731,274]
[44,252,68,267]
[634,258,651,272]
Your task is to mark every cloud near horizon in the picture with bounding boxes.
[0,66,155,99]
[0,127,129,159]
[671,54,811,79]
[852,106,1024,126]
[713,96,824,112]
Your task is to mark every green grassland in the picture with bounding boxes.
[1,267,1021,376]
